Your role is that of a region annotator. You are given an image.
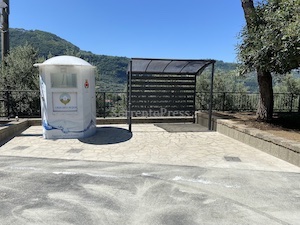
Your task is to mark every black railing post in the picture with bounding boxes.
[5,89,10,118]
[290,93,294,112]
[103,92,106,118]
[298,94,300,113]
[222,92,226,111]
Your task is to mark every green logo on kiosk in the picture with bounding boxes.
[59,93,71,105]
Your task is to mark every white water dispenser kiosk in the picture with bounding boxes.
[34,55,96,139]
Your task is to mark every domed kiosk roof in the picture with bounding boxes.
[34,55,95,67]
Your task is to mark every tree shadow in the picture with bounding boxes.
[79,127,132,145]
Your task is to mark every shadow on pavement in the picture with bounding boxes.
[79,126,132,145]
[18,134,43,137]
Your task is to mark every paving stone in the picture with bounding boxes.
[0,124,299,173]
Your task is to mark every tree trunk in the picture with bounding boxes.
[256,69,274,121]
[241,0,256,29]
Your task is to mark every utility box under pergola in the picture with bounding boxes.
[127,58,216,132]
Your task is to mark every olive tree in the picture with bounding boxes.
[0,44,41,116]
[1,43,40,90]
[239,0,300,120]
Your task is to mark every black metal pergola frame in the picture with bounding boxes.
[127,58,216,132]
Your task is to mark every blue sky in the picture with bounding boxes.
[9,0,245,63]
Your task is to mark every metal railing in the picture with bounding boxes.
[196,92,300,112]
[0,90,40,118]
[1,90,299,118]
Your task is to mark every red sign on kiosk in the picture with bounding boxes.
[84,79,89,88]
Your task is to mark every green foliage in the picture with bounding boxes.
[197,69,248,93]
[238,0,300,74]
[64,48,82,58]
[274,73,300,94]
[196,68,250,111]
[243,72,259,92]
[1,43,40,90]
[0,44,41,116]
[80,51,129,91]
[215,61,238,71]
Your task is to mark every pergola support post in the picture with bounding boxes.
[208,62,215,130]
[127,60,133,132]
[193,74,197,123]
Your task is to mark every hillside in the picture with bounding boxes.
[6,28,239,91]
[9,28,129,91]
[10,28,80,56]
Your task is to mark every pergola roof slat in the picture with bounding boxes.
[129,58,215,75]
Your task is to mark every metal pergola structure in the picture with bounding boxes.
[127,58,216,132]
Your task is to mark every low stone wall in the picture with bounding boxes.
[0,120,30,146]
[196,112,300,167]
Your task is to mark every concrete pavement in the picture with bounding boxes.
[0,124,299,172]
[0,157,299,225]
[0,123,300,225]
